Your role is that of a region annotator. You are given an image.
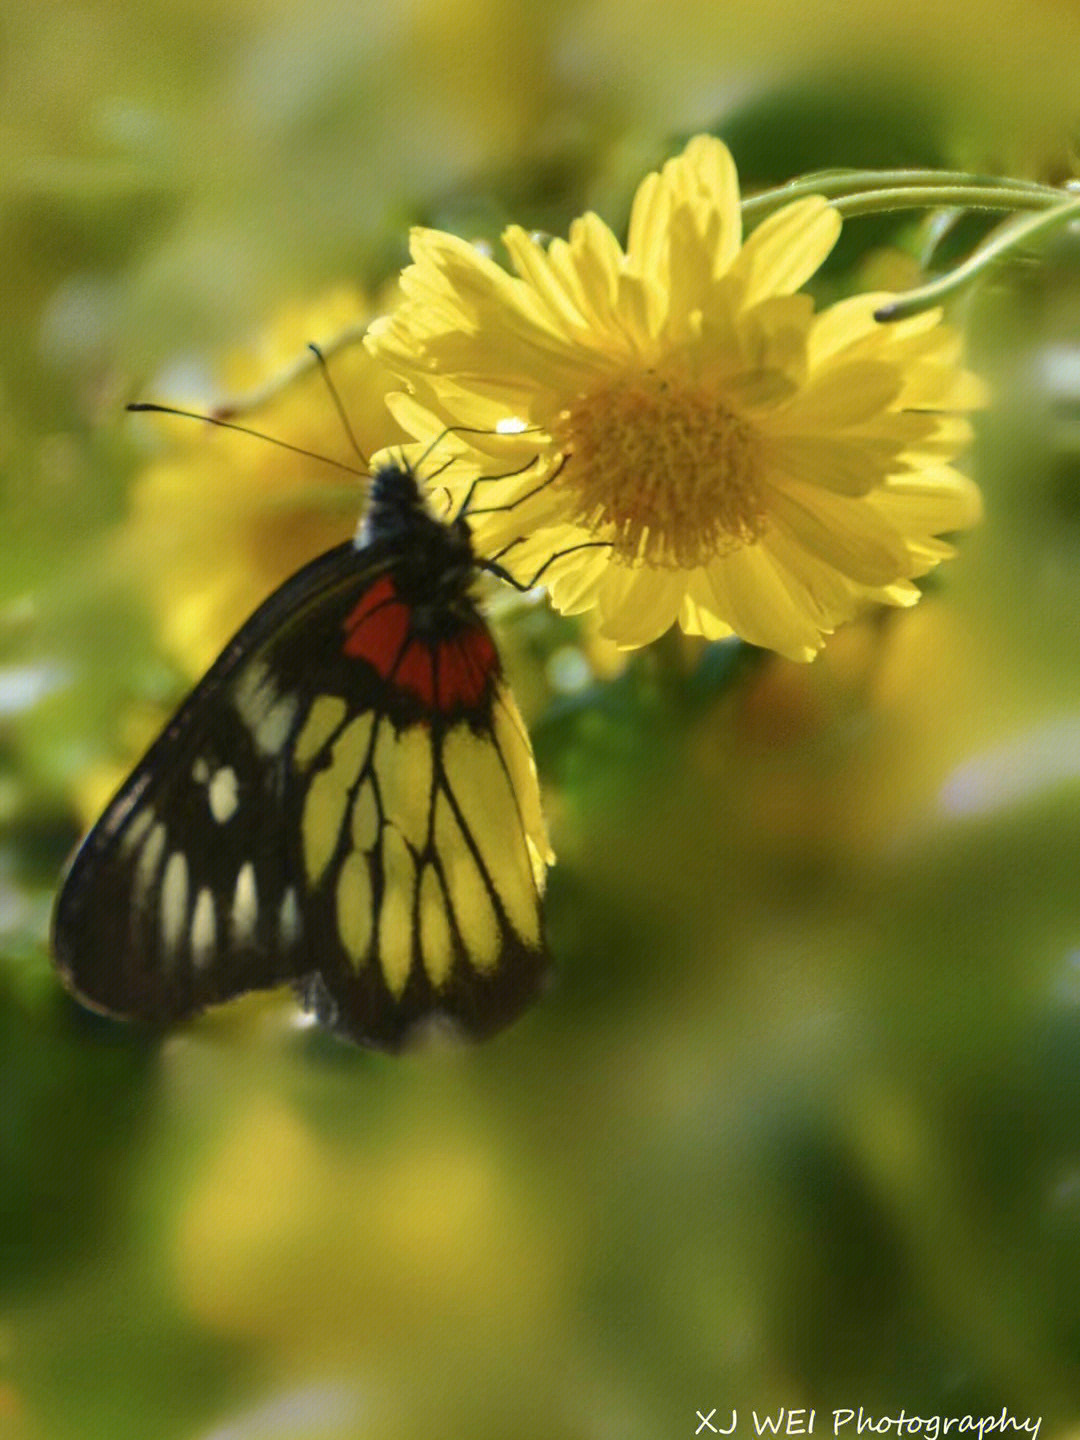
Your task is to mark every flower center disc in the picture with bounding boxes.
[559,374,766,568]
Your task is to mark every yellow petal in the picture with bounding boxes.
[627,136,742,277]
[568,213,625,309]
[727,197,841,309]
[626,170,672,275]
[731,293,814,390]
[595,565,683,647]
[543,542,613,613]
[871,469,984,534]
[667,135,742,272]
[807,293,895,366]
[677,585,736,641]
[699,548,824,660]
[767,436,899,497]
[502,226,591,334]
[772,360,901,430]
[767,478,911,586]
[759,528,864,628]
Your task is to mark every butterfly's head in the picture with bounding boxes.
[361,459,479,619]
[366,459,426,520]
[362,459,453,541]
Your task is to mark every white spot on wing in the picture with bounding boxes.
[133,821,167,905]
[232,661,273,730]
[233,662,297,756]
[256,695,297,756]
[191,757,210,784]
[279,887,302,949]
[231,862,258,943]
[160,851,189,957]
[119,806,155,858]
[208,766,239,823]
[191,888,216,968]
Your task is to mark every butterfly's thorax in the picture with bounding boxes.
[359,462,481,640]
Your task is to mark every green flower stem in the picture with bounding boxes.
[829,186,1063,219]
[742,166,1080,321]
[741,169,1065,221]
[874,194,1080,320]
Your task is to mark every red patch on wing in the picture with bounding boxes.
[394,641,435,704]
[342,576,498,710]
[343,576,409,676]
[435,628,498,710]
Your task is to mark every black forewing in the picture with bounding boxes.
[51,539,391,1024]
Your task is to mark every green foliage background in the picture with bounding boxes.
[4,2,1080,1436]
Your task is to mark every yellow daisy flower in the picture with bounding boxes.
[367,136,984,660]
[123,287,406,676]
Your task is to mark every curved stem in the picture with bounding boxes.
[741,168,1066,221]
[874,195,1080,320]
[830,185,1060,219]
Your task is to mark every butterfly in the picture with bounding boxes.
[51,458,553,1051]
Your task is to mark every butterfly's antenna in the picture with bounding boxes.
[415,426,456,475]
[413,422,546,495]
[307,344,369,468]
[125,404,367,478]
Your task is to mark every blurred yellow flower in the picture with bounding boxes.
[122,287,406,676]
[175,1097,562,1364]
[368,136,984,660]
